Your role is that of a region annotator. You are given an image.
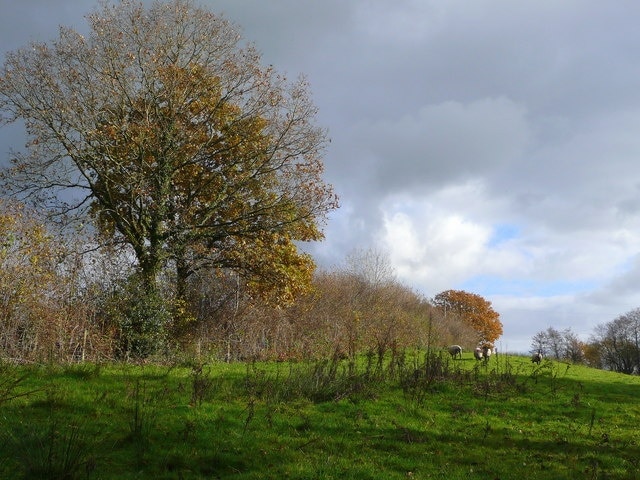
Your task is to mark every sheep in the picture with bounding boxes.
[474,347,484,361]
[531,352,543,364]
[482,346,492,362]
[448,345,463,360]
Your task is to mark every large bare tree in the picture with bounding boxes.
[0,0,337,303]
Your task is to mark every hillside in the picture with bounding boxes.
[0,353,639,479]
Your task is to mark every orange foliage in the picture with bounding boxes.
[433,289,503,345]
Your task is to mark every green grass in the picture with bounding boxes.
[1,353,639,479]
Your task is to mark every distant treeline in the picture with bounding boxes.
[532,312,640,375]
[4,198,636,373]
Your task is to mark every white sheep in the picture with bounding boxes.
[482,346,492,362]
[448,345,463,359]
[474,347,484,361]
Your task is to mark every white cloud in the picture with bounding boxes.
[383,208,489,293]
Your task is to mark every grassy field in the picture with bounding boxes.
[1,351,639,479]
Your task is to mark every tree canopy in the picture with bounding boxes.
[0,0,337,304]
[589,309,640,374]
[433,289,503,345]
[530,326,584,363]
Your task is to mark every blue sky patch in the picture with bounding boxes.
[488,223,521,247]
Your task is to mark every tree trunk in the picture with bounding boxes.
[176,255,191,304]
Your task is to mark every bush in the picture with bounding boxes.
[105,275,172,360]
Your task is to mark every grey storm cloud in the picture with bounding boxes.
[352,97,530,194]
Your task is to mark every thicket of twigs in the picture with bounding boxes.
[0,200,477,364]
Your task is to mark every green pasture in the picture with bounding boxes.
[0,352,639,479]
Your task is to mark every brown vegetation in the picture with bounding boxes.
[0,200,479,362]
[432,289,503,345]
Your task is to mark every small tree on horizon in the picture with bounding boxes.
[432,289,503,346]
[531,327,585,363]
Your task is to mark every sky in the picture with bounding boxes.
[3,1,640,353]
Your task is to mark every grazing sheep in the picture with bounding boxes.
[448,345,463,360]
[482,346,492,362]
[531,352,543,364]
[474,347,484,361]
